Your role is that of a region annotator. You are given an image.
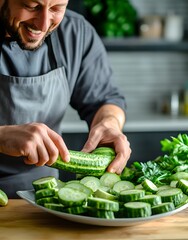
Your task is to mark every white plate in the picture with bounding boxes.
[17,190,188,227]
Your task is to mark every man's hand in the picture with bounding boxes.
[82,104,131,175]
[0,123,70,166]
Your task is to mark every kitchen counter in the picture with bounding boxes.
[61,115,188,133]
[1,199,188,240]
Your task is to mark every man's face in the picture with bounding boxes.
[0,0,68,50]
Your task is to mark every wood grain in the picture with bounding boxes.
[0,200,188,240]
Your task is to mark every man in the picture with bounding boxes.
[0,0,131,198]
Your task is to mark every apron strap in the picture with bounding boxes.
[49,30,62,69]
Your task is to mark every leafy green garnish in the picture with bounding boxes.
[124,134,188,186]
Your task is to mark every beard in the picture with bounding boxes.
[0,1,52,51]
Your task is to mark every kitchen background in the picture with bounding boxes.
[60,0,188,175]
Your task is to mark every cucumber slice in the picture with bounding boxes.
[64,181,93,197]
[112,180,135,194]
[176,179,188,195]
[141,179,158,193]
[124,202,152,218]
[58,187,87,207]
[100,172,121,188]
[32,176,57,191]
[80,176,101,192]
[135,184,143,190]
[55,179,66,190]
[36,196,59,206]
[176,194,188,208]
[119,189,145,203]
[94,188,117,201]
[151,202,175,215]
[87,197,119,211]
[62,206,87,215]
[35,188,56,200]
[157,188,184,207]
[0,189,8,206]
[170,181,178,188]
[169,172,188,181]
[44,203,65,211]
[157,185,173,192]
[137,194,162,206]
[87,208,115,219]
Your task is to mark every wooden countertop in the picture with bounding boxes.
[1,199,188,240]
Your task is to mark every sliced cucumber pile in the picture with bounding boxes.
[32,173,188,219]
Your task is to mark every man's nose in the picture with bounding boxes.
[34,10,50,32]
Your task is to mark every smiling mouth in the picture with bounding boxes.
[26,26,42,35]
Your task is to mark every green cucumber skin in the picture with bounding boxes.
[51,150,115,176]
[151,202,175,215]
[87,197,119,212]
[91,147,116,157]
[58,150,114,167]
[88,208,115,219]
[119,189,145,203]
[137,195,162,206]
[0,189,8,206]
[35,188,56,200]
[124,202,152,218]
[44,203,65,212]
[36,197,59,206]
[157,188,184,207]
[32,176,57,191]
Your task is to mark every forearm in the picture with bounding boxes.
[90,104,126,132]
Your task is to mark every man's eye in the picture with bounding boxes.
[24,4,40,11]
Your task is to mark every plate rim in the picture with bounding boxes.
[16,189,188,227]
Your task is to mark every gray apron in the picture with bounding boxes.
[0,32,70,198]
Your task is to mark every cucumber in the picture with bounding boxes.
[120,167,135,181]
[55,179,66,190]
[124,202,152,218]
[36,196,59,206]
[80,176,101,192]
[87,197,119,211]
[51,150,115,176]
[32,176,57,191]
[100,172,121,188]
[62,206,87,215]
[58,187,87,207]
[176,194,188,208]
[176,179,188,195]
[0,189,8,206]
[151,202,175,215]
[112,180,135,195]
[135,184,144,190]
[35,188,57,200]
[157,188,184,207]
[157,185,173,192]
[64,181,93,197]
[94,188,118,201]
[91,147,116,156]
[141,179,158,193]
[87,208,115,219]
[44,203,65,211]
[136,195,162,206]
[168,172,188,181]
[170,181,178,188]
[119,189,145,203]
